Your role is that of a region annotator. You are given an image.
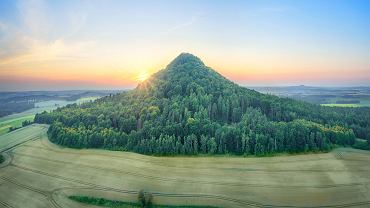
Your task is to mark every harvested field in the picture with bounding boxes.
[1,124,370,208]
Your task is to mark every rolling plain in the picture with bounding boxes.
[1,124,370,207]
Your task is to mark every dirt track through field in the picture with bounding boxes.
[1,124,370,208]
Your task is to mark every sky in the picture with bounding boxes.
[0,0,369,91]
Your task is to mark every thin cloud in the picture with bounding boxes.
[164,16,197,34]
[0,0,95,70]
[162,12,207,35]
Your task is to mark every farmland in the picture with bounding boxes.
[1,124,370,208]
[0,97,100,136]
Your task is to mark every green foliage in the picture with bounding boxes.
[69,195,139,208]
[138,190,152,208]
[68,195,218,208]
[22,120,33,127]
[7,119,33,133]
[35,53,370,155]
[8,126,22,132]
[0,154,4,164]
[353,139,370,150]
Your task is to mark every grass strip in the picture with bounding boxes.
[0,155,4,164]
[69,195,219,208]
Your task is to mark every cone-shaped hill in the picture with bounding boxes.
[35,53,370,155]
[136,53,247,99]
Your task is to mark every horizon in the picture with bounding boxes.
[2,83,370,93]
[1,0,370,91]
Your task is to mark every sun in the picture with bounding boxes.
[136,71,149,82]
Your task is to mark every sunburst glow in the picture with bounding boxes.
[136,72,150,82]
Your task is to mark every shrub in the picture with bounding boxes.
[0,155,4,164]
[138,189,153,208]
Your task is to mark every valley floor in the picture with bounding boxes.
[1,124,370,207]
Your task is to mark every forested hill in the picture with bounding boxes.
[35,53,370,155]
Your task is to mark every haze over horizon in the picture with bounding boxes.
[0,0,369,91]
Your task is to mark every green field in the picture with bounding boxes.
[1,125,370,208]
[321,98,370,107]
[0,114,35,136]
[0,97,99,136]
[321,103,362,107]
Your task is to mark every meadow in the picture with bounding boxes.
[1,124,370,208]
[320,99,370,107]
[321,103,362,107]
[0,97,100,136]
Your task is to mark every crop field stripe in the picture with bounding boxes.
[0,200,15,208]
[11,152,370,189]
[0,176,49,197]
[48,194,63,208]
[0,125,47,153]
[0,135,39,152]
[0,135,40,153]
[9,163,99,188]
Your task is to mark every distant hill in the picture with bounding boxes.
[250,85,370,106]
[35,53,370,155]
[0,90,120,118]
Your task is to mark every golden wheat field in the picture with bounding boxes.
[1,124,370,208]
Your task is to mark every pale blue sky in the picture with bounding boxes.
[0,0,369,90]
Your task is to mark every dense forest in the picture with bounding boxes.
[35,53,370,155]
